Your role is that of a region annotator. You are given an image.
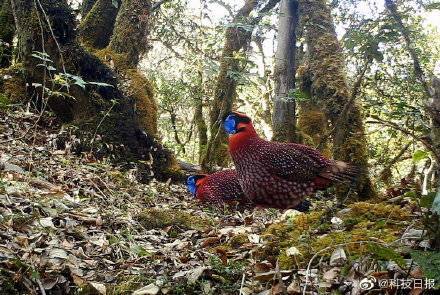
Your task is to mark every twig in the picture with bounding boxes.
[385,0,431,98]
[35,0,67,76]
[367,115,438,161]
[90,101,116,146]
[36,277,47,295]
[302,240,386,295]
[379,142,412,179]
[239,272,246,295]
[274,258,288,294]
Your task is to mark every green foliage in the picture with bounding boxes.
[420,192,437,208]
[289,89,309,102]
[32,51,113,93]
[411,250,440,287]
[0,93,10,109]
[209,256,246,293]
[412,150,429,163]
[367,243,406,268]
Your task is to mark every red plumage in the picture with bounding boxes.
[194,170,245,203]
[226,112,358,209]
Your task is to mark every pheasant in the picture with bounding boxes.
[187,169,312,212]
[187,170,244,203]
[223,111,358,209]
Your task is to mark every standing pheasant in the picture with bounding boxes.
[187,169,311,211]
[187,170,244,203]
[223,111,358,209]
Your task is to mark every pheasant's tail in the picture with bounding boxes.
[320,160,362,186]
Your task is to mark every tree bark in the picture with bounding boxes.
[81,0,96,17]
[272,0,298,142]
[10,0,176,180]
[78,0,119,49]
[299,0,375,199]
[0,0,15,67]
[108,0,151,67]
[201,0,260,171]
[194,70,208,163]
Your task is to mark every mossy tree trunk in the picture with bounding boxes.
[0,0,15,67]
[272,0,298,142]
[109,0,151,67]
[10,0,176,180]
[81,0,96,17]
[201,0,260,171]
[194,70,208,163]
[299,0,375,199]
[78,0,120,49]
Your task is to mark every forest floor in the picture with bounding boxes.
[0,106,438,295]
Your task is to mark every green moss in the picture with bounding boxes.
[95,49,158,136]
[0,93,10,109]
[136,208,213,231]
[110,275,154,295]
[346,202,410,221]
[259,202,410,269]
[108,0,151,67]
[0,65,26,104]
[78,0,119,50]
[298,0,375,200]
[125,69,158,135]
[0,0,15,67]
[228,234,249,248]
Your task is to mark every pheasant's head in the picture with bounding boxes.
[224,111,259,152]
[186,174,207,196]
[223,111,256,135]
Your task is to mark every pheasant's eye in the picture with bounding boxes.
[224,115,237,134]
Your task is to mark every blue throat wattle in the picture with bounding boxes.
[186,176,197,196]
[224,115,237,134]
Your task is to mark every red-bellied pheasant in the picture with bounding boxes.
[223,111,358,209]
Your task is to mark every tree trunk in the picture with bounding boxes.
[0,0,15,67]
[201,0,259,171]
[272,0,298,142]
[81,0,96,17]
[78,0,119,49]
[194,70,208,163]
[430,77,440,165]
[109,0,151,67]
[299,0,375,199]
[10,0,176,180]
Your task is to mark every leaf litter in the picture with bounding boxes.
[0,107,435,294]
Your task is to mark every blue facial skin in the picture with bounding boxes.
[224,114,237,135]
[186,176,197,196]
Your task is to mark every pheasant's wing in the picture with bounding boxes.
[263,143,329,182]
[263,142,359,184]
